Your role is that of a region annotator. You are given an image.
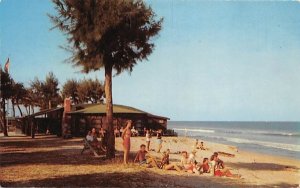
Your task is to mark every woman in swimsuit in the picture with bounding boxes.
[210,154,241,178]
[145,130,151,151]
[156,129,163,153]
[122,120,132,164]
[180,151,194,173]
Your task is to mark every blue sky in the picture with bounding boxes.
[1,0,299,121]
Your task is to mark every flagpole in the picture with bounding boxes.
[6,100,9,133]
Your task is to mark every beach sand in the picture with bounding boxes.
[0,134,299,187]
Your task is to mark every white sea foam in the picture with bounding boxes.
[173,128,215,133]
[174,127,299,137]
[223,137,300,152]
[217,129,299,137]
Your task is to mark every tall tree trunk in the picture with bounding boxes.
[25,106,29,115]
[12,100,16,117]
[31,117,35,139]
[17,103,23,117]
[1,100,8,136]
[48,100,52,109]
[31,105,35,113]
[105,65,115,159]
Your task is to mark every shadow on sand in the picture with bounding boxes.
[0,136,298,188]
[226,162,299,171]
[1,170,297,188]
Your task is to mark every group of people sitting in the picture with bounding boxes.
[85,122,240,179]
[134,144,241,178]
[195,139,208,150]
[86,127,107,154]
[114,126,139,137]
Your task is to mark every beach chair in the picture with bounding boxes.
[81,138,100,157]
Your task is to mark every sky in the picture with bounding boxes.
[0,0,300,121]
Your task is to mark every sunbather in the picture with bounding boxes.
[195,140,207,150]
[90,128,106,153]
[114,127,120,137]
[180,151,194,173]
[145,129,151,151]
[213,152,225,169]
[199,142,207,150]
[156,129,163,153]
[122,120,132,164]
[134,144,148,164]
[210,154,241,178]
[197,158,210,173]
[145,149,181,171]
[86,131,93,142]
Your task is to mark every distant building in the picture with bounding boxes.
[1,117,18,132]
[21,101,169,137]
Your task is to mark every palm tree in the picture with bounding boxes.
[77,79,91,104]
[50,0,162,158]
[76,78,105,104]
[42,72,60,109]
[30,72,60,110]
[0,68,13,136]
[22,88,33,115]
[11,81,27,117]
[90,78,105,104]
[61,79,79,104]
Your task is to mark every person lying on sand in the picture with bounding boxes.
[146,149,181,171]
[159,149,182,171]
[134,144,148,165]
[210,154,241,178]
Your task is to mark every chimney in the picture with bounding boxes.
[64,98,71,112]
[62,97,71,138]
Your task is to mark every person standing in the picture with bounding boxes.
[145,129,151,151]
[156,129,163,153]
[120,126,124,137]
[122,120,132,164]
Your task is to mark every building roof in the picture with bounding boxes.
[68,103,169,120]
[24,107,64,118]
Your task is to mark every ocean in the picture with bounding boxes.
[168,121,300,159]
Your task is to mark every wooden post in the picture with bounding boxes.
[31,117,35,138]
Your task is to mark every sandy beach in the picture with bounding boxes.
[0,134,299,187]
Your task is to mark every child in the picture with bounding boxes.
[134,144,148,164]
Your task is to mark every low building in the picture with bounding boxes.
[22,102,169,137]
